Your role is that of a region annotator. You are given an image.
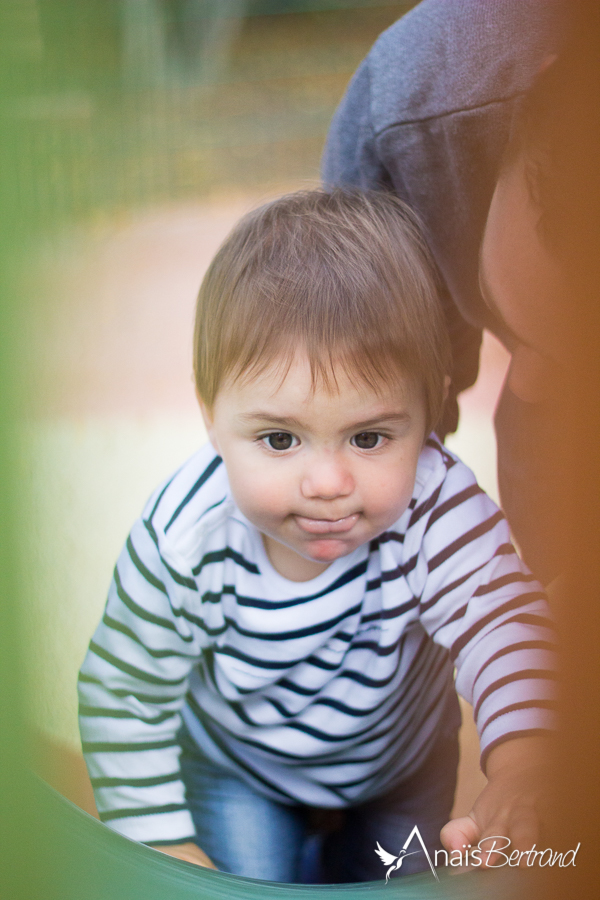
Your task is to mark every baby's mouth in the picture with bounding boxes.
[293,513,360,535]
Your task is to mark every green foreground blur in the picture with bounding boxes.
[0,3,494,898]
[22,775,521,899]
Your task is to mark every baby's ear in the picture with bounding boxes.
[197,394,220,454]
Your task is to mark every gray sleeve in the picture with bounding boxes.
[321,60,391,193]
[321,49,483,419]
[322,0,566,421]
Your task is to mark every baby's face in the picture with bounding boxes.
[201,352,427,582]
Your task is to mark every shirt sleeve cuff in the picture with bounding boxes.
[102,808,196,845]
[479,706,556,773]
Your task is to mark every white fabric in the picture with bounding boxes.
[79,437,555,843]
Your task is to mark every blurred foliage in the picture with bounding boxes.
[1,4,417,894]
[8,1,417,228]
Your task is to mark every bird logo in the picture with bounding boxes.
[374,843,419,881]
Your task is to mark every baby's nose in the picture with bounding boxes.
[300,455,354,500]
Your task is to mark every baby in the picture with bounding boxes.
[79,190,555,883]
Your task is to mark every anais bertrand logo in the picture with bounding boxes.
[376,826,439,882]
[375,826,581,882]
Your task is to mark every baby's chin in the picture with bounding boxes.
[302,536,360,562]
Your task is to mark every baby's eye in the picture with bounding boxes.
[263,432,297,451]
[352,432,383,450]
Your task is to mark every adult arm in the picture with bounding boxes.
[323,1,566,430]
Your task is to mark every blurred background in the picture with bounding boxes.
[4,0,509,845]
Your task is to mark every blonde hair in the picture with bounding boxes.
[194,189,451,436]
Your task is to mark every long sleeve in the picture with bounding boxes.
[409,445,556,769]
[321,59,390,193]
[78,512,207,844]
[322,0,566,402]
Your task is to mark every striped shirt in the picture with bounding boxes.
[78,437,556,844]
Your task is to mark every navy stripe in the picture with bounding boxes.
[451,591,547,661]
[350,640,398,656]
[473,571,538,597]
[265,696,295,719]
[102,613,195,653]
[422,538,518,615]
[480,698,557,736]
[327,688,450,792]
[199,495,228,518]
[424,484,483,533]
[474,668,559,719]
[186,695,297,801]
[164,456,223,532]
[433,601,469,635]
[235,560,369,610]
[113,567,179,634]
[367,553,418,591]
[357,689,448,796]
[78,673,181,705]
[409,482,443,528]
[350,651,452,755]
[223,602,362,642]
[228,700,259,727]
[140,522,198,590]
[423,564,486,616]
[496,543,517,556]
[472,640,556,689]
[89,641,188,687]
[312,691,395,719]
[502,612,554,629]
[193,546,260,576]
[100,802,188,822]
[277,678,320,697]
[107,602,217,642]
[215,646,305,670]
[379,597,419,620]
[338,667,397,689]
[304,654,342,672]
[126,536,168,595]
[79,705,176,725]
[162,558,198,590]
[424,438,456,469]
[91,772,181,788]
[83,739,178,753]
[377,531,405,545]
[334,631,354,643]
[429,510,504,573]
[147,473,178,524]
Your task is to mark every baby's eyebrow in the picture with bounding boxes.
[237,412,304,429]
[348,412,412,430]
[238,411,412,430]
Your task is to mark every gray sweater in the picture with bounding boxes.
[323,0,565,404]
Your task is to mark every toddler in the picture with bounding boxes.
[79,190,555,883]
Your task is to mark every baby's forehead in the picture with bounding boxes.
[236,348,415,394]
[216,350,425,423]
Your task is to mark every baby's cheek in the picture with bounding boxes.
[366,474,415,525]
[232,476,290,525]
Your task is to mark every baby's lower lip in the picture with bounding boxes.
[294,514,360,535]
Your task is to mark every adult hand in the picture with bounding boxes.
[440,736,552,869]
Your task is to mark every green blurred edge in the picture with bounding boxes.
[0,2,490,898]
[154,1,409,21]
[31,775,512,900]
